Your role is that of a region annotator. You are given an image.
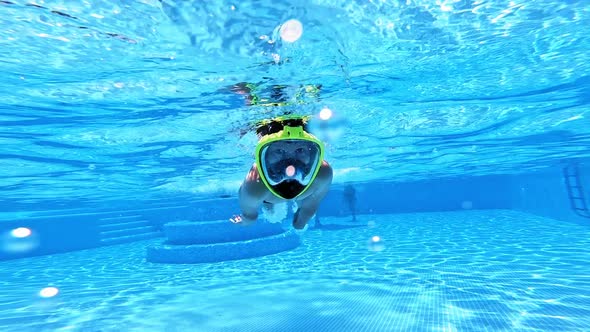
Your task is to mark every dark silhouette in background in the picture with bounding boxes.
[312,184,362,231]
[343,185,357,222]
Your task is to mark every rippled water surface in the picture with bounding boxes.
[2,2,590,331]
[1,210,589,331]
[1,0,589,206]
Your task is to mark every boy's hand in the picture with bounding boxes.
[229,215,243,224]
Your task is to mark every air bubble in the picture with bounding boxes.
[319,107,332,120]
[280,19,303,43]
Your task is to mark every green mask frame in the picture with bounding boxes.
[255,125,325,199]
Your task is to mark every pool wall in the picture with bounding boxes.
[1,163,588,261]
[507,164,590,226]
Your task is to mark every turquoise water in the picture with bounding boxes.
[2,1,590,331]
[1,211,590,331]
[1,0,589,205]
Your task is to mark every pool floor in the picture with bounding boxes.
[1,210,589,331]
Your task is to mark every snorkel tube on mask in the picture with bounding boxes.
[255,121,325,199]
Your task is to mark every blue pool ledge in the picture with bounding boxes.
[146,220,300,264]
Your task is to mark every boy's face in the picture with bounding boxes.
[266,140,312,165]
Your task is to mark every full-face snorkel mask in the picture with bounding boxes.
[255,125,325,199]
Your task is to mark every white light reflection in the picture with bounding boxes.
[1,227,39,254]
[319,107,332,120]
[11,227,31,238]
[280,19,303,43]
[39,287,59,298]
[368,235,385,252]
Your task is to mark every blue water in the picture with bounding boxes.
[1,0,590,331]
[2,211,590,331]
[1,0,589,206]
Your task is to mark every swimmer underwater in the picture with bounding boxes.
[230,115,333,229]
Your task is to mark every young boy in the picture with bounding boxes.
[231,116,333,229]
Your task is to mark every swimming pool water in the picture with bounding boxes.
[1,210,589,331]
[1,0,590,205]
[2,1,590,331]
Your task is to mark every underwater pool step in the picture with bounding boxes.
[146,230,300,264]
[98,220,152,232]
[162,220,285,245]
[99,225,157,239]
[98,214,144,222]
[100,231,161,246]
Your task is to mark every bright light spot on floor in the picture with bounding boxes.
[1,228,39,253]
[280,19,303,42]
[11,227,31,238]
[319,107,332,120]
[39,287,59,298]
[368,235,385,252]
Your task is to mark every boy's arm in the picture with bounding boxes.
[293,162,333,229]
[232,164,267,225]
